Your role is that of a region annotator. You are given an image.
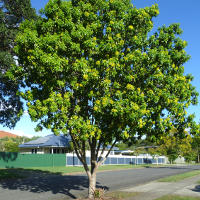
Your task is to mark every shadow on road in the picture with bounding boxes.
[0,169,108,199]
[191,185,200,193]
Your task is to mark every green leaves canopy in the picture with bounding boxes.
[0,0,36,128]
[11,0,197,156]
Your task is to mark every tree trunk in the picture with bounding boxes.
[88,172,97,199]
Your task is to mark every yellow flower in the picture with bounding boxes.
[110,62,115,67]
[120,40,124,45]
[83,74,88,80]
[94,106,98,111]
[96,61,100,65]
[115,51,119,56]
[155,9,159,15]
[126,84,134,90]
[96,100,100,105]
[112,108,117,113]
[90,131,95,136]
[124,131,129,138]
[107,27,111,32]
[128,25,134,30]
[84,12,89,17]
[110,100,114,104]
[116,33,121,38]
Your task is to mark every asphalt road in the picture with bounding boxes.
[1,165,200,200]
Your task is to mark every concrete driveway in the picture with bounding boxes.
[0,165,200,200]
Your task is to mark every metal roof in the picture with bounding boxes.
[19,134,71,148]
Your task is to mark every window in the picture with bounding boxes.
[31,149,37,154]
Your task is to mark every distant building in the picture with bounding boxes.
[19,134,71,154]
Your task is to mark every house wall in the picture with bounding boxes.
[19,148,45,154]
[19,147,69,154]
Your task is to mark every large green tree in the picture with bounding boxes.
[0,0,36,128]
[191,134,200,163]
[10,0,198,197]
[157,128,193,164]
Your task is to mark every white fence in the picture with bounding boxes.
[66,153,166,166]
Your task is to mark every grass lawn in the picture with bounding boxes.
[0,169,25,180]
[23,164,164,174]
[105,191,138,199]
[158,170,200,182]
[78,191,138,200]
[0,164,175,180]
[156,195,200,200]
[0,164,164,179]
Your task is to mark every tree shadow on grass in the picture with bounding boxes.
[0,168,109,199]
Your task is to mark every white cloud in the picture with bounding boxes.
[23,110,29,116]
[9,130,47,138]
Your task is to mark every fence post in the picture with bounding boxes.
[52,154,54,168]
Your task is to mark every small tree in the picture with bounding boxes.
[10,0,198,198]
[0,136,32,152]
[148,147,160,165]
[4,140,19,152]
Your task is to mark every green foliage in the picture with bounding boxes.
[0,0,37,128]
[13,0,197,140]
[191,133,200,163]
[156,195,200,200]
[0,136,37,152]
[147,147,159,159]
[4,140,19,152]
[157,128,194,163]
[9,0,199,195]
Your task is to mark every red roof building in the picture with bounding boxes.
[0,131,19,138]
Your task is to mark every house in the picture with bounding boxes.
[19,134,71,154]
[0,131,19,138]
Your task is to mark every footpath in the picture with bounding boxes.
[121,174,200,200]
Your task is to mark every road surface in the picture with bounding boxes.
[0,165,200,200]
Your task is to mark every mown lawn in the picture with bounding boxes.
[24,164,163,174]
[156,195,200,200]
[0,164,172,179]
[158,170,200,182]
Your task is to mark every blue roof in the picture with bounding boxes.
[19,134,71,148]
[106,145,119,150]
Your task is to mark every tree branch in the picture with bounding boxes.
[98,139,117,166]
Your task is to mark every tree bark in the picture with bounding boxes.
[88,143,98,199]
[88,172,97,199]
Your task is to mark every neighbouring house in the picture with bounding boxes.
[0,131,19,138]
[19,134,71,154]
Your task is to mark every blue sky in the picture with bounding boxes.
[1,0,200,137]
